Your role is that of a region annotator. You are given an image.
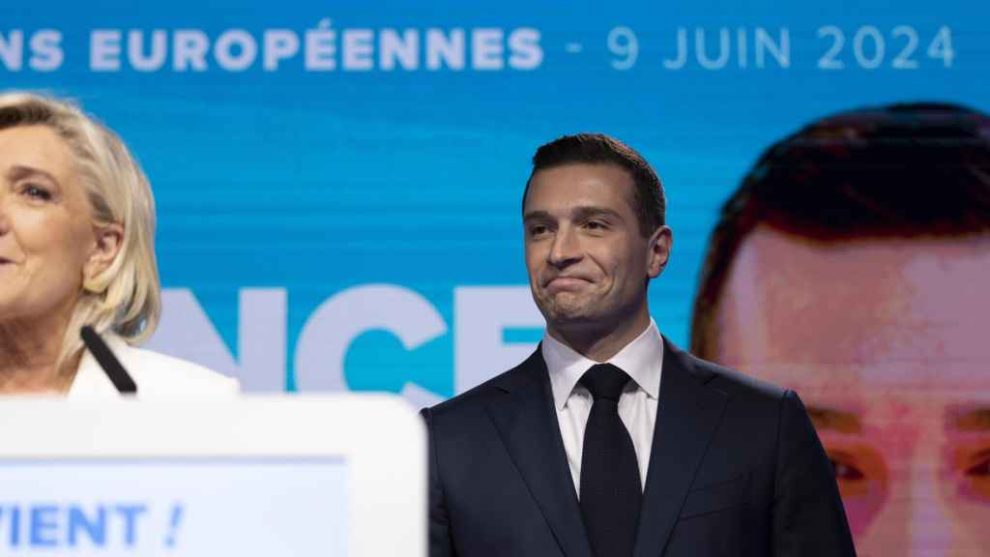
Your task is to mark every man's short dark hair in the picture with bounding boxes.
[690,102,990,358]
[523,133,666,236]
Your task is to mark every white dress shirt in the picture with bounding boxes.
[542,320,663,496]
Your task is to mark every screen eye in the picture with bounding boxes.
[964,456,990,477]
[829,455,865,481]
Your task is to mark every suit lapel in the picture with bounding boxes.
[486,349,593,557]
[633,339,728,557]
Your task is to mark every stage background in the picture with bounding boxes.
[4,1,989,554]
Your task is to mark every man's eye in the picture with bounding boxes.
[829,458,865,481]
[964,457,990,477]
[528,225,548,236]
[584,220,607,230]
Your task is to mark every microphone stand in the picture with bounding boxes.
[80,326,137,395]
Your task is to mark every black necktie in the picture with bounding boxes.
[579,363,642,557]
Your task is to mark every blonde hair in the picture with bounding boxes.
[0,92,161,367]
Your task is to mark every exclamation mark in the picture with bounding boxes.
[164,504,183,548]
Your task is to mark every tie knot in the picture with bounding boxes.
[580,363,631,402]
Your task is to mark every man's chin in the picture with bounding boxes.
[543,305,599,328]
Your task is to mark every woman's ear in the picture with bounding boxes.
[83,223,124,291]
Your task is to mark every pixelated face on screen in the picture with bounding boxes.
[712,227,990,555]
[0,125,98,322]
[522,163,667,332]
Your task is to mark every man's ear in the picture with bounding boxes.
[83,223,124,291]
[646,225,673,279]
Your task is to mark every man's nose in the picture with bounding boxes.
[903,458,975,555]
[0,196,9,236]
[548,226,582,268]
[859,457,956,556]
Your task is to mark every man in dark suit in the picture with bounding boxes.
[422,134,855,556]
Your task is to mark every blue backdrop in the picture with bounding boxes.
[4,0,986,403]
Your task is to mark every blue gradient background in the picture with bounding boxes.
[3,0,988,397]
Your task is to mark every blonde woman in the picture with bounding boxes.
[0,92,237,397]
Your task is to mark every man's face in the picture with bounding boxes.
[523,163,668,333]
[713,226,990,556]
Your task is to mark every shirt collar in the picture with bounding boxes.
[542,320,664,411]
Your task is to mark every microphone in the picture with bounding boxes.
[80,326,137,395]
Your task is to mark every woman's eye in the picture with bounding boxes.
[21,183,53,201]
[830,458,866,481]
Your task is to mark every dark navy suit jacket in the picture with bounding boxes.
[422,339,855,556]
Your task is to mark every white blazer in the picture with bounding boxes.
[68,335,239,399]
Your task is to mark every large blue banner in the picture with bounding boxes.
[4,1,989,552]
[7,1,981,395]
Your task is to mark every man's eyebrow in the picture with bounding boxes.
[7,165,60,186]
[572,206,624,221]
[949,407,990,431]
[523,205,625,224]
[806,406,862,434]
[523,210,552,223]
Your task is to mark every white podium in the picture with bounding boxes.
[0,395,425,557]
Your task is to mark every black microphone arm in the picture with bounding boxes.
[80,326,138,395]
